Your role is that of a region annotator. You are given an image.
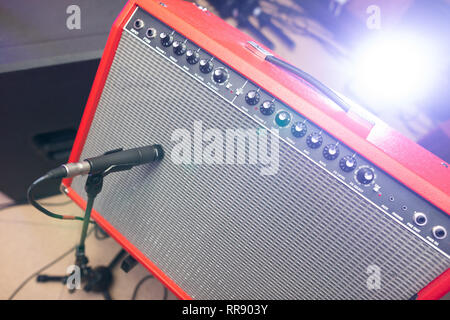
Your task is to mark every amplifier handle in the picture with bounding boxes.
[246,41,376,139]
[414,268,450,300]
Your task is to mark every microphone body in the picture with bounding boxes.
[48,145,164,179]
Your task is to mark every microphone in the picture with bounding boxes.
[46,144,164,179]
[27,144,163,223]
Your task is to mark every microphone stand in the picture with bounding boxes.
[36,149,145,299]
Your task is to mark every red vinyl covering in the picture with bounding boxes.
[62,0,450,300]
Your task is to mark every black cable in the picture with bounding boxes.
[265,54,351,113]
[39,199,73,207]
[131,275,169,300]
[261,0,346,57]
[8,227,95,300]
[274,17,346,58]
[1,196,72,213]
[95,224,110,240]
[1,198,73,213]
[27,174,95,223]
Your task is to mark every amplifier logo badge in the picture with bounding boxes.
[170,121,280,175]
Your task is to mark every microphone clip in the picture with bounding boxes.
[84,147,133,198]
[98,148,135,178]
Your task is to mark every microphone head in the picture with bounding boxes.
[84,144,165,175]
[140,144,164,164]
[153,144,164,161]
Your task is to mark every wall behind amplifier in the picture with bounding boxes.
[0,61,98,201]
[0,0,126,201]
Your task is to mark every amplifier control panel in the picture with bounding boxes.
[124,7,450,256]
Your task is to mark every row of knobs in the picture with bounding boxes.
[246,90,375,184]
[248,90,446,238]
[160,33,228,82]
[156,31,445,240]
[247,87,449,239]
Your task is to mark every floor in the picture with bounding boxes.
[0,194,177,300]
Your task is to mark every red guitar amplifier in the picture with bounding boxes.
[63,0,450,299]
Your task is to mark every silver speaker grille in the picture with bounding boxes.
[71,31,450,299]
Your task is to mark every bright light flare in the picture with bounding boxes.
[353,33,438,106]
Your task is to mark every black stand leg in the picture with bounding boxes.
[36,173,125,299]
[36,275,68,283]
[34,146,163,299]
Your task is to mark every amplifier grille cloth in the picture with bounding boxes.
[71,31,449,299]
